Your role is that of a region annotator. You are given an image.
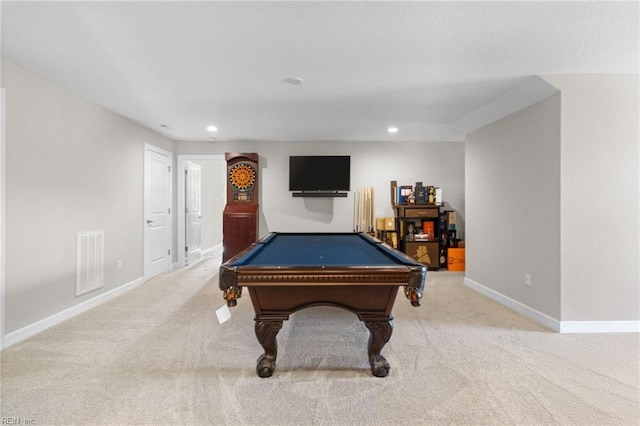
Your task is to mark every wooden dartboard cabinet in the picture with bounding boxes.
[222,152,259,262]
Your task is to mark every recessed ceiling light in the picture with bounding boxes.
[159,124,169,128]
[388,127,399,133]
[206,125,218,132]
[285,77,303,85]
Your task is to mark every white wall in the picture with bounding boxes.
[543,74,639,322]
[466,74,639,327]
[176,140,465,238]
[2,59,175,334]
[1,87,6,346]
[466,93,562,319]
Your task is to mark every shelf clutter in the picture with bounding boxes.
[393,181,442,205]
[376,180,464,271]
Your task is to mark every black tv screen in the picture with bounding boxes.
[289,156,351,192]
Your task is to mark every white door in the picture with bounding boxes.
[185,161,202,265]
[144,145,172,280]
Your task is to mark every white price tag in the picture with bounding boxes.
[216,304,232,324]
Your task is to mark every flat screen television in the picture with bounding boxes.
[289,155,351,192]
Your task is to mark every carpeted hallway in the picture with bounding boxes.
[1,253,638,425]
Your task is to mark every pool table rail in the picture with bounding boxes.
[220,263,425,307]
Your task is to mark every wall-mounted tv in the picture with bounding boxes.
[289,155,351,194]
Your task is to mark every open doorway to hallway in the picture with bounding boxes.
[177,155,226,268]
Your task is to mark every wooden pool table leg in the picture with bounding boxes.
[254,318,284,378]
[364,319,393,377]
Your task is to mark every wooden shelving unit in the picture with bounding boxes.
[387,180,453,270]
[394,204,443,270]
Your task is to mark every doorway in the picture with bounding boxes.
[185,161,202,265]
[177,155,226,267]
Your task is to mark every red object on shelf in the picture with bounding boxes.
[422,221,435,240]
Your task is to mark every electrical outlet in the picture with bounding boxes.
[117,259,123,270]
[525,273,531,287]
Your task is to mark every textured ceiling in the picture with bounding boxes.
[1,1,638,142]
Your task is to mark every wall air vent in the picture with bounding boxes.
[76,230,104,296]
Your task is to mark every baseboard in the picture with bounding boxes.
[174,242,224,269]
[2,276,145,349]
[559,321,640,334]
[463,277,640,333]
[202,243,223,258]
[182,244,223,269]
[463,277,561,332]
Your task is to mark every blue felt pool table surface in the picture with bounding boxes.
[229,232,414,267]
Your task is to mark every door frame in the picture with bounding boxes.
[177,154,225,268]
[184,160,202,265]
[143,143,173,281]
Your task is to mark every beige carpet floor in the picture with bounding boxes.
[1,253,638,425]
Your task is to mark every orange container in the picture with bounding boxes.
[447,248,465,271]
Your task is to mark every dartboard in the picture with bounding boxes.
[229,163,256,190]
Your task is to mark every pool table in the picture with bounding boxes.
[219,232,426,377]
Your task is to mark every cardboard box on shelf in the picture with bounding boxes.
[375,217,396,231]
[446,211,457,228]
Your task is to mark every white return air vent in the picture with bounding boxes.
[76,230,104,296]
